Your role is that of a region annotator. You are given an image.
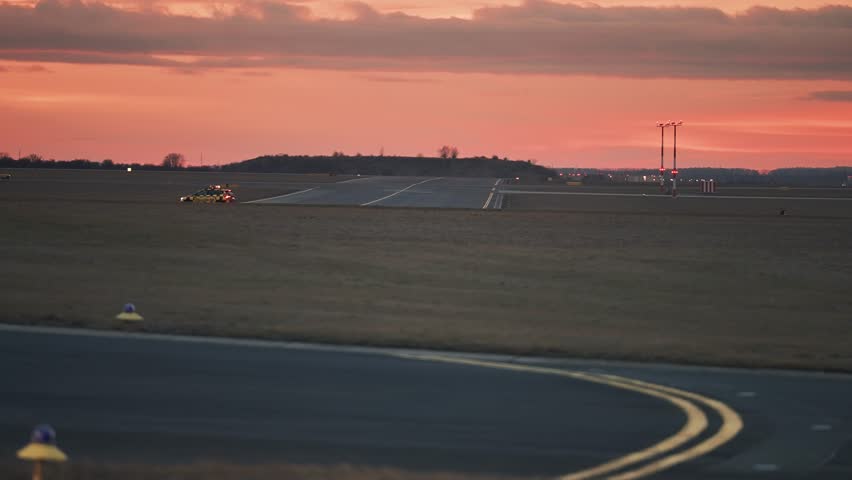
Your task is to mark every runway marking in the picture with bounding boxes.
[737,391,757,398]
[394,354,742,480]
[494,192,504,209]
[361,177,442,206]
[811,424,833,431]
[482,190,495,209]
[753,463,779,471]
[482,179,502,210]
[499,190,852,201]
[244,187,317,204]
[339,176,370,183]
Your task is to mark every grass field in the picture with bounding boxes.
[2,169,852,371]
[502,183,852,218]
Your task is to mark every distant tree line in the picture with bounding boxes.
[0,152,207,172]
[2,151,848,185]
[0,151,553,179]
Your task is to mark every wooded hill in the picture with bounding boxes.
[222,154,557,179]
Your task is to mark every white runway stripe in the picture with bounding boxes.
[244,187,316,204]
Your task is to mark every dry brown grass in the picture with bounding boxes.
[2,170,851,371]
[0,461,534,480]
[503,189,852,218]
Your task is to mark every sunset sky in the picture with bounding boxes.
[1,0,851,168]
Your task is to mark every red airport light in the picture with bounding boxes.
[671,169,678,176]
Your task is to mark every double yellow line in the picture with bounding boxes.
[395,354,742,480]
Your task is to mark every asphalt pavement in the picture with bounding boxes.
[2,325,851,479]
[248,176,502,209]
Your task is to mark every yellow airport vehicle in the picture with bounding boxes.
[180,185,236,203]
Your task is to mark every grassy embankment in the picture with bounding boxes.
[1,169,851,371]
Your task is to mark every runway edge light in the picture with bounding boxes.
[116,303,143,322]
[17,424,67,480]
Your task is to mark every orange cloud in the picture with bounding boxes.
[2,2,852,169]
[1,1,851,79]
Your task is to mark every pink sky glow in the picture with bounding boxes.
[1,0,851,169]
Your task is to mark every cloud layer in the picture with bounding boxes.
[1,0,851,78]
[809,90,852,102]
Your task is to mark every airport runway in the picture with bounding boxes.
[2,325,850,479]
[248,176,503,209]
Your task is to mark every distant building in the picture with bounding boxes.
[626,175,657,184]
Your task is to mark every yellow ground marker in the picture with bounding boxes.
[395,354,742,480]
[17,425,67,480]
[116,303,143,322]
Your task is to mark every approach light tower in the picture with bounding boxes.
[656,122,672,191]
[670,121,683,197]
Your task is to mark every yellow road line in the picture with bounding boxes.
[599,374,743,480]
[395,354,741,480]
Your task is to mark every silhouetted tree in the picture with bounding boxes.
[439,145,460,159]
[101,159,114,168]
[18,154,43,167]
[161,153,185,169]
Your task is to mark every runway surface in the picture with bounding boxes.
[2,325,851,479]
[499,189,852,201]
[248,176,503,209]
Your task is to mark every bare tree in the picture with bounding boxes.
[438,145,460,159]
[162,153,185,169]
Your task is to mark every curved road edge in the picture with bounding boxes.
[5,323,852,478]
[396,353,743,480]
